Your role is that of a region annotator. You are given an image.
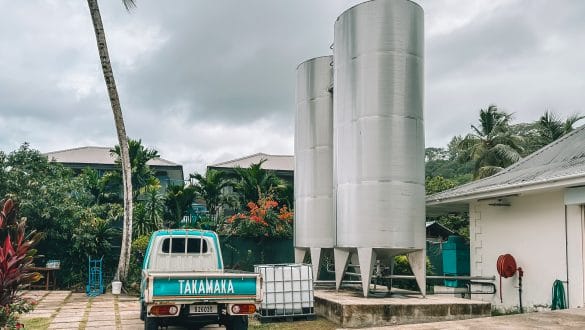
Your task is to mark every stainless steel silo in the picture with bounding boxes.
[294,56,335,280]
[333,0,426,296]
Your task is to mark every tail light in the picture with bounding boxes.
[230,304,256,315]
[149,304,179,316]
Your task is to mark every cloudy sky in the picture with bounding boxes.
[2,0,585,176]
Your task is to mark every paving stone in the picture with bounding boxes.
[84,320,116,327]
[52,315,84,322]
[49,323,81,330]
[88,313,116,321]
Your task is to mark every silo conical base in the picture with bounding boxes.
[358,248,377,297]
[334,248,351,290]
[407,249,426,297]
[295,247,326,281]
[310,248,323,280]
[294,247,308,264]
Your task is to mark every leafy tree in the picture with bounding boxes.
[86,0,136,283]
[425,144,473,186]
[458,105,524,179]
[233,160,286,207]
[1,144,122,289]
[190,169,232,221]
[425,176,457,195]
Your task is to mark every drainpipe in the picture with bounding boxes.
[565,205,570,308]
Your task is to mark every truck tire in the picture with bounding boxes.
[226,316,248,330]
[144,316,159,330]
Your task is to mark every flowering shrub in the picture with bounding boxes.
[221,196,293,238]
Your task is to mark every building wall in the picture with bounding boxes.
[469,190,584,311]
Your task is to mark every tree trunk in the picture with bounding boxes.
[87,0,133,282]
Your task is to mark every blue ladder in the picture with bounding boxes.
[86,256,103,297]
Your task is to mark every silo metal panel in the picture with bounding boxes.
[294,56,335,249]
[334,0,425,249]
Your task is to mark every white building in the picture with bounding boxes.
[427,126,585,312]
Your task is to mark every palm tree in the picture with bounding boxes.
[458,105,524,179]
[190,169,232,221]
[233,160,285,206]
[111,139,160,196]
[536,111,584,147]
[86,0,136,282]
[163,185,198,228]
[133,184,164,237]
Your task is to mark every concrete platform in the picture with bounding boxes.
[314,289,491,328]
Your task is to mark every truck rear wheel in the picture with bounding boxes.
[226,316,248,330]
[144,316,159,330]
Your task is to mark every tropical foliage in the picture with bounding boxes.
[535,111,584,148]
[163,185,197,228]
[457,105,524,179]
[233,160,286,207]
[0,199,42,329]
[190,169,232,221]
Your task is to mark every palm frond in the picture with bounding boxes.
[123,0,136,11]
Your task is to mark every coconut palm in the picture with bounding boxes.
[86,0,136,282]
[458,105,524,179]
[536,111,584,147]
[190,169,232,221]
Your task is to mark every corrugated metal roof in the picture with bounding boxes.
[45,146,180,167]
[209,153,293,171]
[427,125,585,204]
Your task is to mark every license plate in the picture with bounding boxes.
[190,304,218,314]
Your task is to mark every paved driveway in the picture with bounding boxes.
[22,291,224,329]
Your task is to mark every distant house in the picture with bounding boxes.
[45,146,184,189]
[427,126,585,311]
[207,152,293,184]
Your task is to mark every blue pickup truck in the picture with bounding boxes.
[140,229,262,330]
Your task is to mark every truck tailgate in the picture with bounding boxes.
[144,272,262,303]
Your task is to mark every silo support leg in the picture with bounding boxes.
[310,248,322,280]
[295,248,307,264]
[334,248,351,291]
[358,248,377,297]
[407,249,426,297]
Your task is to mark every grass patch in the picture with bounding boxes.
[249,317,337,330]
[78,298,92,329]
[21,317,51,330]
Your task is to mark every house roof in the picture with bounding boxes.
[427,125,585,206]
[209,153,293,172]
[45,146,180,167]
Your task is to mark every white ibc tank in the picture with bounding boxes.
[255,264,314,317]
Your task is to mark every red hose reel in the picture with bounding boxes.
[497,254,524,308]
